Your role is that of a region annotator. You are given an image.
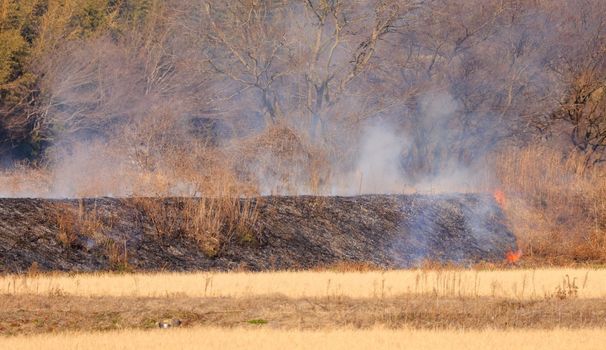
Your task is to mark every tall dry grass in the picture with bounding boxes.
[132,196,260,256]
[50,200,128,269]
[1,269,603,299]
[495,146,606,264]
[1,326,605,350]
[126,158,261,256]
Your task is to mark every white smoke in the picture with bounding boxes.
[337,123,409,195]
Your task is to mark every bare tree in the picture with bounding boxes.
[193,1,424,139]
[547,0,606,167]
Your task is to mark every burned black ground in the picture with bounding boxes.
[0,194,516,273]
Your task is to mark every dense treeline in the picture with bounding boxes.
[0,0,604,172]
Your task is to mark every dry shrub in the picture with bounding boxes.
[51,200,129,268]
[495,145,606,264]
[184,197,260,256]
[54,203,77,248]
[133,162,257,256]
[134,196,260,257]
[0,124,331,198]
[115,138,264,257]
[104,239,130,272]
[233,125,331,195]
[133,198,183,237]
[125,138,259,198]
[76,200,109,239]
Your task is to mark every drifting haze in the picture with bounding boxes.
[1,0,604,198]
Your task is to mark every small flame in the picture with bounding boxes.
[494,189,506,207]
[506,249,522,264]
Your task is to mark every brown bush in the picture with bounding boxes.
[132,198,182,238]
[133,196,260,257]
[54,200,108,246]
[233,125,332,195]
[52,200,130,269]
[54,204,77,248]
[183,197,260,256]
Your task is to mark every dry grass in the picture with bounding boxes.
[1,269,604,299]
[53,200,109,245]
[131,197,260,256]
[3,294,606,335]
[49,201,129,269]
[495,146,606,264]
[183,197,259,255]
[76,146,262,257]
[53,203,78,248]
[0,164,52,198]
[1,327,605,350]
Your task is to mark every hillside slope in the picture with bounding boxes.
[0,194,516,272]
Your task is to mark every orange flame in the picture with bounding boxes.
[506,249,522,264]
[494,189,506,207]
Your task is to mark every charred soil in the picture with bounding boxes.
[0,194,516,273]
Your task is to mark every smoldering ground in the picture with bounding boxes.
[0,194,516,272]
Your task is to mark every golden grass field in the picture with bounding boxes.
[1,268,602,299]
[2,327,606,350]
[2,268,606,349]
